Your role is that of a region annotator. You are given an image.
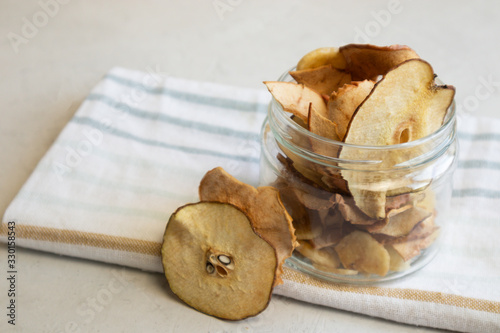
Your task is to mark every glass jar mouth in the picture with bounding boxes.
[268,67,457,170]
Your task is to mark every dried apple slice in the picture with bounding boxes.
[296,240,340,269]
[308,104,341,142]
[340,44,419,80]
[296,47,347,71]
[264,81,328,122]
[385,245,411,271]
[199,167,298,285]
[392,228,440,261]
[335,230,390,276]
[372,207,431,238]
[162,202,277,320]
[327,80,375,140]
[340,59,455,218]
[290,65,351,96]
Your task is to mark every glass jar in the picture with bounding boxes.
[259,69,458,283]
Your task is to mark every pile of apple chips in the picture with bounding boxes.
[265,44,455,277]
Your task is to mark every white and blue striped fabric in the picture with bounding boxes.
[1,67,499,332]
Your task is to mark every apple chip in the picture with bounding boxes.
[290,65,351,96]
[264,81,327,122]
[162,202,277,320]
[335,230,390,276]
[372,207,431,238]
[385,245,411,272]
[392,228,440,261]
[296,240,340,269]
[199,167,298,285]
[340,59,455,218]
[277,186,322,240]
[340,44,419,80]
[337,194,379,226]
[327,80,375,140]
[308,104,341,142]
[296,47,347,71]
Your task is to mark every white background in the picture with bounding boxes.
[1,0,499,332]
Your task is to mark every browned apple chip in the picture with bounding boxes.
[310,215,344,249]
[162,202,277,320]
[290,65,351,96]
[277,186,322,240]
[392,228,440,261]
[339,44,419,80]
[291,187,336,211]
[340,59,455,218]
[264,81,328,122]
[199,167,298,286]
[372,207,431,238]
[296,47,347,71]
[307,103,341,142]
[327,80,375,140]
[385,193,412,211]
[335,230,390,276]
[337,195,380,226]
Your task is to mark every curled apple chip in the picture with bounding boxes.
[290,65,351,96]
[296,47,347,71]
[162,202,277,320]
[264,81,327,122]
[372,207,431,238]
[339,44,419,81]
[327,80,375,140]
[199,167,298,285]
[340,59,455,218]
[308,103,340,142]
[335,230,390,276]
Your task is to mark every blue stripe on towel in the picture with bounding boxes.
[457,132,500,142]
[452,188,500,198]
[71,116,260,164]
[104,73,268,114]
[86,93,260,141]
[458,160,500,170]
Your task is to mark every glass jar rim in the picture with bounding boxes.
[271,67,456,152]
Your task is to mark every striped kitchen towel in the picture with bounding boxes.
[1,67,499,332]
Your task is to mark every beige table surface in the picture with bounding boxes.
[1,0,499,332]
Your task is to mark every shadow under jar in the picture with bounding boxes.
[259,70,458,284]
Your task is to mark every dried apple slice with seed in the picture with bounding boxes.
[199,167,298,286]
[290,65,351,96]
[296,47,347,71]
[340,44,419,81]
[264,81,328,122]
[327,80,375,140]
[340,59,455,219]
[162,202,277,320]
